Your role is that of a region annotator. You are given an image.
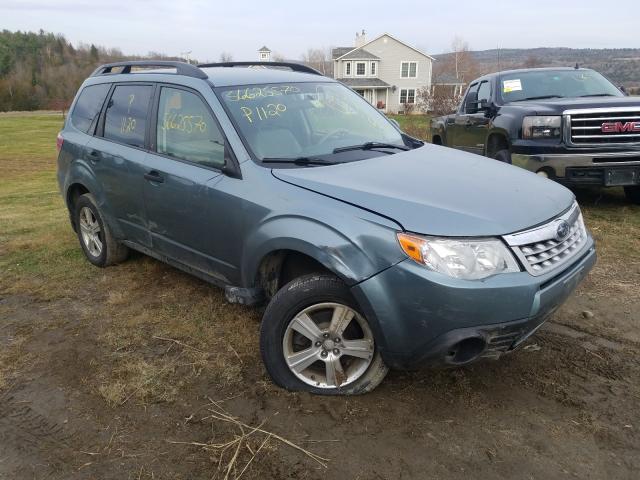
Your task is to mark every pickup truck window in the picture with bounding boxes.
[499,69,622,103]
[462,83,478,114]
[477,81,491,104]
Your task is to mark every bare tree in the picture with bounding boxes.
[435,36,480,84]
[219,52,233,62]
[416,85,459,116]
[301,47,332,75]
[523,55,543,68]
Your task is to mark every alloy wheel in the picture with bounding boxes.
[282,302,375,389]
[79,206,103,257]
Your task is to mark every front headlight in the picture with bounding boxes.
[522,116,561,139]
[397,233,520,280]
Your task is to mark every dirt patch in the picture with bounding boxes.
[1,257,638,479]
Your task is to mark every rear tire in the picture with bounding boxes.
[260,274,388,395]
[624,186,640,205]
[75,193,129,267]
[493,149,512,164]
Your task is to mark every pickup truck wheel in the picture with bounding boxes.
[624,186,640,204]
[75,193,129,267]
[493,149,512,164]
[260,274,388,395]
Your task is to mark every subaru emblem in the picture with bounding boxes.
[556,220,570,240]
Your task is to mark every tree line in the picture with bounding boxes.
[0,30,181,112]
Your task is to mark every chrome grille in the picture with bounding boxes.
[503,202,588,276]
[566,107,640,146]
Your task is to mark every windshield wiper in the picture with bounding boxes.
[333,142,410,154]
[262,156,340,166]
[579,93,616,97]
[513,95,564,102]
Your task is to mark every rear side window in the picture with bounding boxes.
[156,87,225,169]
[104,85,153,148]
[70,84,110,133]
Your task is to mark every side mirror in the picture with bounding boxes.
[479,99,495,115]
[619,85,628,96]
[389,118,401,130]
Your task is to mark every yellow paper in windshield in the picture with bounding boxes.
[503,79,522,93]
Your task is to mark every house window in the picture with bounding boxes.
[371,62,376,76]
[345,62,351,76]
[400,89,416,104]
[401,61,418,78]
[260,52,268,60]
[356,62,366,76]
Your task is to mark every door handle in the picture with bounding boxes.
[144,170,164,183]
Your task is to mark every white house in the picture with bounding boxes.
[332,31,434,114]
[258,46,271,62]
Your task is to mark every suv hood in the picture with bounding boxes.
[506,95,639,115]
[272,145,574,236]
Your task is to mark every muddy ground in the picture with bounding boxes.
[1,115,639,479]
[1,208,638,480]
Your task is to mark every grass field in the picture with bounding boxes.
[1,113,639,479]
[387,113,431,140]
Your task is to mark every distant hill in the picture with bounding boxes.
[434,48,640,88]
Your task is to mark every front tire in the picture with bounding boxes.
[74,193,128,267]
[624,186,640,205]
[493,149,512,164]
[260,274,388,395]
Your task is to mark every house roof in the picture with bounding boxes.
[258,46,271,52]
[433,73,465,84]
[334,33,435,61]
[337,78,390,88]
[339,48,379,60]
[332,47,352,59]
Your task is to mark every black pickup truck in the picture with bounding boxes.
[430,67,640,203]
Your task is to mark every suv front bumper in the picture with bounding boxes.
[350,236,596,369]
[511,151,640,186]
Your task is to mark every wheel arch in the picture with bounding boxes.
[63,162,121,237]
[254,249,336,299]
[485,130,510,157]
[242,216,402,298]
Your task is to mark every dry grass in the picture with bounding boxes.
[576,188,640,301]
[169,400,329,479]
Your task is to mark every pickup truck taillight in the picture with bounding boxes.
[56,132,64,152]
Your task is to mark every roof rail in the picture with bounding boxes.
[90,61,208,79]
[197,61,323,76]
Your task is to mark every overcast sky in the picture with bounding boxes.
[2,0,638,61]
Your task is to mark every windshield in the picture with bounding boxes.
[217,82,404,161]
[499,69,623,103]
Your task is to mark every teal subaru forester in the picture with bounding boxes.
[57,61,596,394]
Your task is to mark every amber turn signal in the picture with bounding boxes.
[397,233,426,264]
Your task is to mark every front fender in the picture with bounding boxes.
[241,214,405,287]
[430,117,448,143]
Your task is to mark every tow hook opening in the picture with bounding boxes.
[446,337,487,364]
